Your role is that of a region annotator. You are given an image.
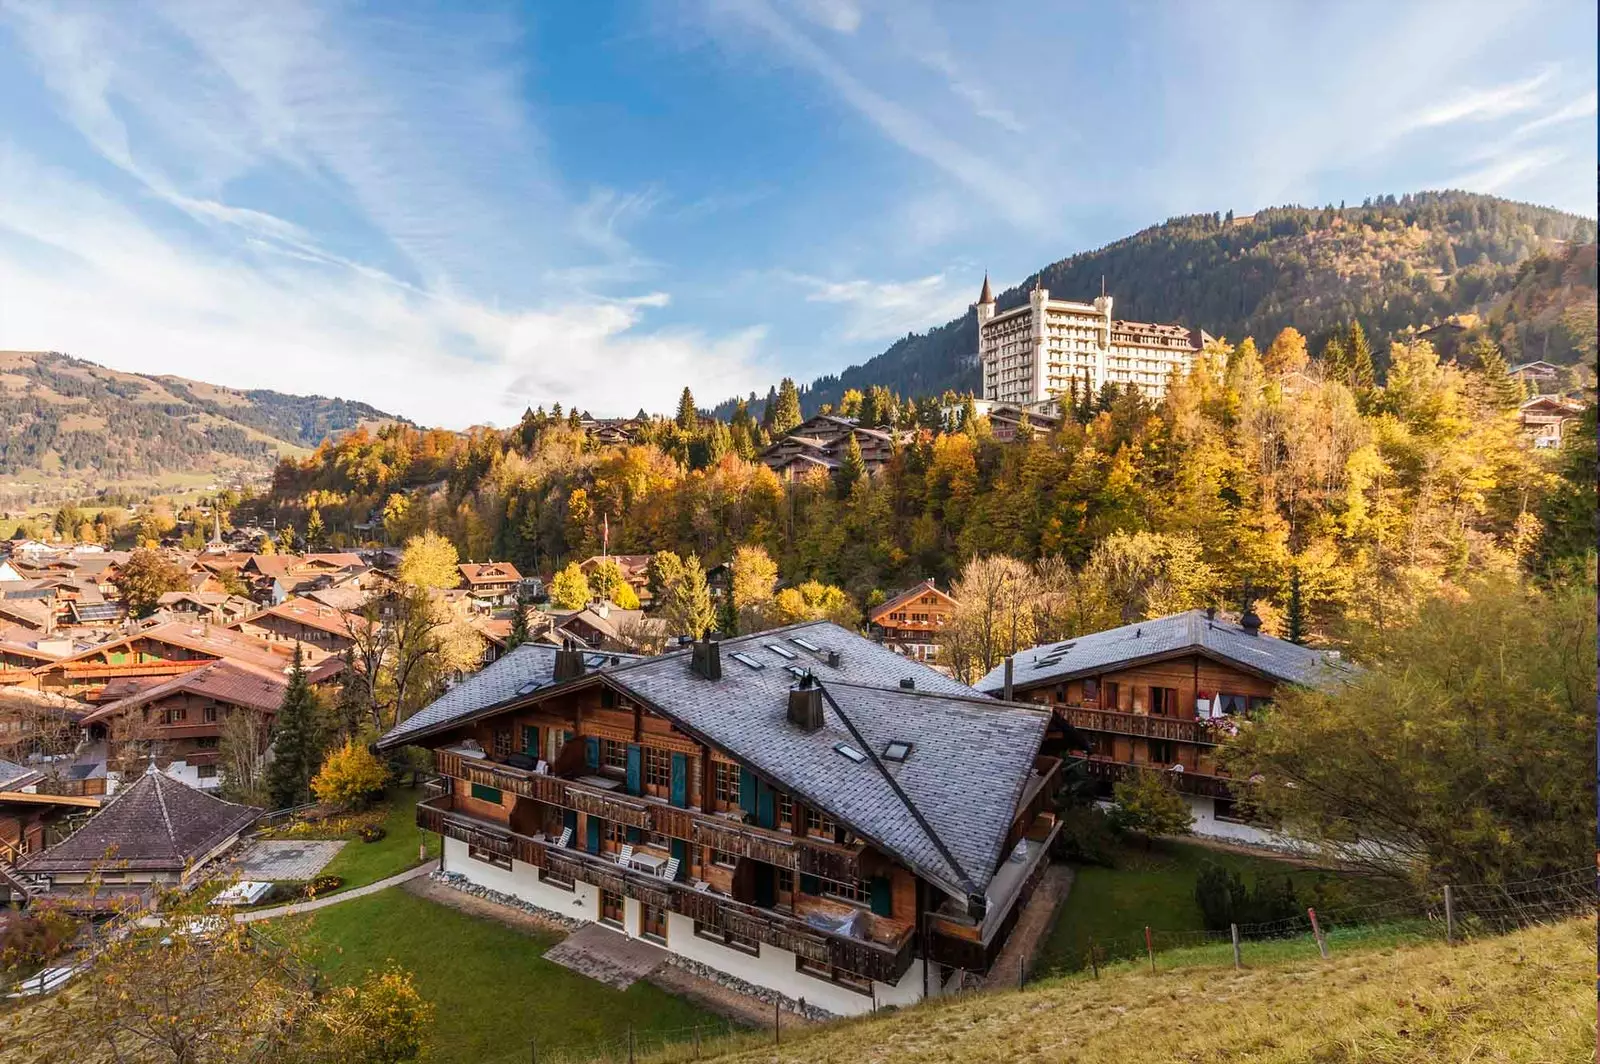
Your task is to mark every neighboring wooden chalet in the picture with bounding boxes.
[984,404,1062,444]
[0,632,68,686]
[380,624,1059,1016]
[228,596,361,657]
[1518,394,1585,449]
[0,757,100,863]
[10,770,260,909]
[458,562,523,607]
[155,591,257,625]
[867,581,957,662]
[578,555,653,605]
[79,660,286,791]
[974,609,1354,844]
[550,603,664,653]
[758,417,910,482]
[243,552,367,604]
[32,622,296,700]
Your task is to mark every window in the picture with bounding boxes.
[600,890,624,927]
[1082,678,1099,705]
[195,737,219,749]
[714,762,740,807]
[765,643,797,660]
[164,707,187,724]
[696,924,759,955]
[1216,693,1249,716]
[1103,681,1119,710]
[605,821,629,847]
[1148,740,1174,764]
[468,843,511,870]
[494,729,512,757]
[470,783,503,804]
[202,705,218,723]
[1150,687,1178,716]
[1246,696,1273,719]
[833,743,866,764]
[777,793,793,828]
[644,747,671,791]
[777,868,794,899]
[791,637,821,652]
[820,876,870,905]
[602,738,628,771]
[196,764,216,779]
[730,652,763,669]
[641,903,667,942]
[806,808,837,839]
[711,848,739,868]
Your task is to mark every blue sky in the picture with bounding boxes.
[0,0,1594,428]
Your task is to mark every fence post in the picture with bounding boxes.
[1444,884,1455,945]
[1088,936,1098,979]
[1230,923,1241,970]
[1308,908,1328,959]
[693,1026,701,1059]
[1144,926,1155,972]
[774,999,781,1045]
[1018,956,1025,989]
[530,1039,537,1064]
[628,1025,634,1064]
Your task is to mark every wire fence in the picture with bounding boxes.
[467,1020,751,1064]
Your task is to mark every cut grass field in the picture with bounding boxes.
[297,887,716,1064]
[1035,838,1389,974]
[316,786,441,892]
[665,917,1592,1064]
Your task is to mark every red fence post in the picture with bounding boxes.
[1144,925,1155,972]
[1308,907,1329,959]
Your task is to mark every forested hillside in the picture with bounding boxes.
[716,191,1596,418]
[0,351,400,503]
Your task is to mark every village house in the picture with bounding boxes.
[7,770,260,910]
[31,621,297,701]
[974,609,1353,846]
[155,591,257,626]
[458,561,524,608]
[866,581,958,662]
[578,554,654,606]
[228,596,363,657]
[242,552,368,604]
[77,659,286,791]
[1517,394,1585,449]
[380,624,1059,1016]
[758,416,911,483]
[548,602,664,653]
[0,755,101,864]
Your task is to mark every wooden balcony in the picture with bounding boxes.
[435,750,863,882]
[417,796,912,984]
[1058,705,1210,745]
[1082,756,1234,799]
[32,776,108,798]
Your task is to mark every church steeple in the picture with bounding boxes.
[977,272,994,306]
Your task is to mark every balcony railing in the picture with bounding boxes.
[435,750,863,882]
[1082,757,1233,799]
[417,796,913,985]
[32,776,108,798]
[1058,705,1209,745]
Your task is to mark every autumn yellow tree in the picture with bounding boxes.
[311,739,390,808]
[398,530,460,591]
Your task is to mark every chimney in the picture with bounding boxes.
[553,637,587,681]
[690,635,722,680]
[595,600,610,620]
[787,673,824,731]
[1240,607,1262,636]
[899,677,915,690]
[1205,606,1216,621]
[826,650,841,668]
[1002,656,1014,701]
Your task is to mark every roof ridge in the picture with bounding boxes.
[152,771,177,851]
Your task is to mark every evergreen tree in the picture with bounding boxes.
[507,602,530,649]
[759,386,779,432]
[305,507,325,547]
[332,651,371,743]
[1075,374,1096,423]
[1097,381,1119,413]
[1468,337,1526,409]
[835,433,866,496]
[266,645,324,810]
[1320,332,1349,381]
[771,378,804,435]
[1286,569,1306,645]
[676,387,698,431]
[1347,320,1375,392]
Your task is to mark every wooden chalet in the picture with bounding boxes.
[155,591,256,625]
[32,621,296,700]
[380,623,1059,1016]
[867,580,958,662]
[243,552,367,604]
[228,596,361,657]
[758,417,909,483]
[1518,394,1585,449]
[9,770,260,909]
[975,609,1354,844]
[457,562,524,607]
[79,660,286,791]
[578,555,653,605]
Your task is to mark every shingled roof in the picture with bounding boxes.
[604,623,1047,902]
[973,610,1355,694]
[18,770,260,874]
[80,659,287,725]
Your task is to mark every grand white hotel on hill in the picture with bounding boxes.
[975,274,1210,408]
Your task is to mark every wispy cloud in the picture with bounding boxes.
[1517,89,1599,135]
[1447,147,1568,195]
[1402,69,1555,132]
[786,270,973,343]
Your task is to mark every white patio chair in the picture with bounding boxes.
[661,857,680,881]
[617,844,635,867]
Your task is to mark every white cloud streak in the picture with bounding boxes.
[787,270,973,343]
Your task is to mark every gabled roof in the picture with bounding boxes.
[380,643,644,748]
[42,622,296,676]
[598,623,1046,900]
[81,659,287,724]
[973,610,1355,694]
[18,770,261,874]
[232,597,364,639]
[459,562,523,586]
[0,758,43,791]
[244,553,366,581]
[868,579,956,622]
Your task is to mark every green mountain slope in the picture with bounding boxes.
[719,190,1596,417]
[0,350,402,502]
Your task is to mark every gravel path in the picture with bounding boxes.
[233,862,435,923]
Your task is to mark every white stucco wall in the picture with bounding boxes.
[1183,795,1313,854]
[440,838,924,1016]
[164,760,219,791]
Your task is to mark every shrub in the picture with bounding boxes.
[305,875,344,898]
[1194,860,1303,930]
[1110,770,1193,840]
[311,740,389,808]
[0,905,80,973]
[357,824,387,844]
[1053,805,1122,867]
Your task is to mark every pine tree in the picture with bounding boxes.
[1076,374,1096,423]
[1286,569,1306,645]
[1468,337,1526,408]
[759,386,779,431]
[1320,333,1349,382]
[507,602,530,649]
[835,433,866,496]
[676,387,698,431]
[1347,321,1375,392]
[267,645,325,810]
[771,378,803,436]
[332,651,371,742]
[304,507,325,548]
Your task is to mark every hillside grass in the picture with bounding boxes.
[1036,838,1391,975]
[660,917,1591,1064]
[315,786,441,891]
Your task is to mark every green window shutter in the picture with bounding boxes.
[585,817,602,854]
[625,744,642,796]
[799,873,820,895]
[738,767,758,817]
[625,826,641,844]
[470,783,502,805]
[869,876,893,917]
[522,725,540,756]
[669,752,688,808]
[584,737,600,770]
[562,808,577,832]
[669,837,687,878]
[756,781,776,829]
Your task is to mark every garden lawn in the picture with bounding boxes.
[316,786,441,892]
[297,887,715,1064]
[1035,838,1387,975]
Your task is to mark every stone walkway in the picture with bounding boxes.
[228,840,346,881]
[233,862,434,923]
[984,862,1075,990]
[544,923,670,989]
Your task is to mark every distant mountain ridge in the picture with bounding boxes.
[0,350,403,503]
[715,190,1597,418]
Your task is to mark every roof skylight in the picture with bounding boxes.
[833,743,866,764]
[730,652,764,669]
[791,637,822,652]
[765,643,798,659]
[882,741,913,763]
[516,681,541,695]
